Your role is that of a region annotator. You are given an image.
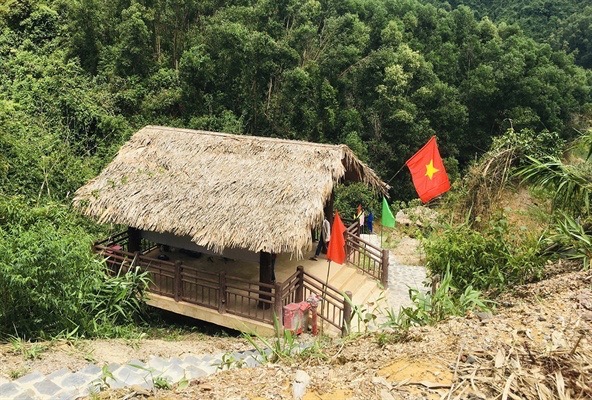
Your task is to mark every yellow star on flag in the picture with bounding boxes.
[425,159,439,180]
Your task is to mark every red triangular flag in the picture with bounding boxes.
[405,136,450,203]
[326,212,346,264]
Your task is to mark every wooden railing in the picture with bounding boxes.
[94,241,352,335]
[345,221,389,287]
[302,270,352,335]
[96,232,157,255]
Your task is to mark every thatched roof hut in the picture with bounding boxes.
[74,126,388,258]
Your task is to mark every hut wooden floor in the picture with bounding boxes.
[143,246,386,336]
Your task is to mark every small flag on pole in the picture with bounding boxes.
[326,212,346,264]
[406,136,450,203]
[381,197,395,228]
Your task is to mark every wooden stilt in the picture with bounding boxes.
[258,251,273,309]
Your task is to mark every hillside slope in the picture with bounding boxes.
[1,263,589,399]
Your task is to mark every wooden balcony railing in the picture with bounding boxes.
[94,240,353,335]
[345,221,389,287]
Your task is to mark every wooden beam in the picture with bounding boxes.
[325,191,335,224]
[128,227,141,253]
[146,293,276,336]
[258,251,273,308]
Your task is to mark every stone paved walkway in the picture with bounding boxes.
[361,234,428,313]
[0,348,267,400]
[387,259,427,311]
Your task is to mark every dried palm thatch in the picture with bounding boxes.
[456,145,518,224]
[73,126,388,258]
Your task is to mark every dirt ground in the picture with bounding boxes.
[2,263,591,399]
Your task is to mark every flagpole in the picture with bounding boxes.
[323,261,331,298]
[385,163,407,185]
[322,260,331,335]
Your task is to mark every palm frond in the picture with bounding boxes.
[516,156,592,214]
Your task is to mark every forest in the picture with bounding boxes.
[1,0,591,338]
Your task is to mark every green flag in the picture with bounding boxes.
[381,197,395,228]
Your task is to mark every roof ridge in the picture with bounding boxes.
[143,125,345,150]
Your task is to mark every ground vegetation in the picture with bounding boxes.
[0,0,591,345]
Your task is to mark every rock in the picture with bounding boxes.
[201,383,213,391]
[396,210,413,226]
[466,355,477,364]
[130,384,152,396]
[476,311,493,321]
[395,206,438,227]
[292,370,310,400]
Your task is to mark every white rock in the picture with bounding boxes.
[292,370,310,400]
[371,376,391,389]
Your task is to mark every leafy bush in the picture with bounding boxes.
[395,270,490,327]
[0,197,148,339]
[334,182,380,220]
[543,213,592,269]
[380,270,490,345]
[423,214,545,292]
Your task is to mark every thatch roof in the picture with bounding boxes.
[73,126,388,257]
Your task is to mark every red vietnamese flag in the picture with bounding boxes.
[406,136,450,203]
[326,211,346,264]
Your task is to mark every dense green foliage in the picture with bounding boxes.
[1,0,591,338]
[423,215,545,291]
[517,131,592,269]
[0,197,148,338]
[1,0,590,200]
[334,182,380,219]
[428,0,592,68]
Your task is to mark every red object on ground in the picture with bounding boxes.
[283,302,311,334]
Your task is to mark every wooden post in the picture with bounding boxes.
[218,271,227,314]
[345,231,351,260]
[325,192,335,225]
[127,227,142,253]
[258,251,273,308]
[381,249,389,288]
[342,291,353,337]
[295,266,304,302]
[174,260,182,302]
[130,251,140,273]
[274,283,284,328]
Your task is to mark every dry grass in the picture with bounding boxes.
[73,126,388,258]
[456,146,518,224]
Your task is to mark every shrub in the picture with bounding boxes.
[543,213,592,269]
[0,197,148,339]
[396,270,490,327]
[423,214,545,292]
[334,182,380,220]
